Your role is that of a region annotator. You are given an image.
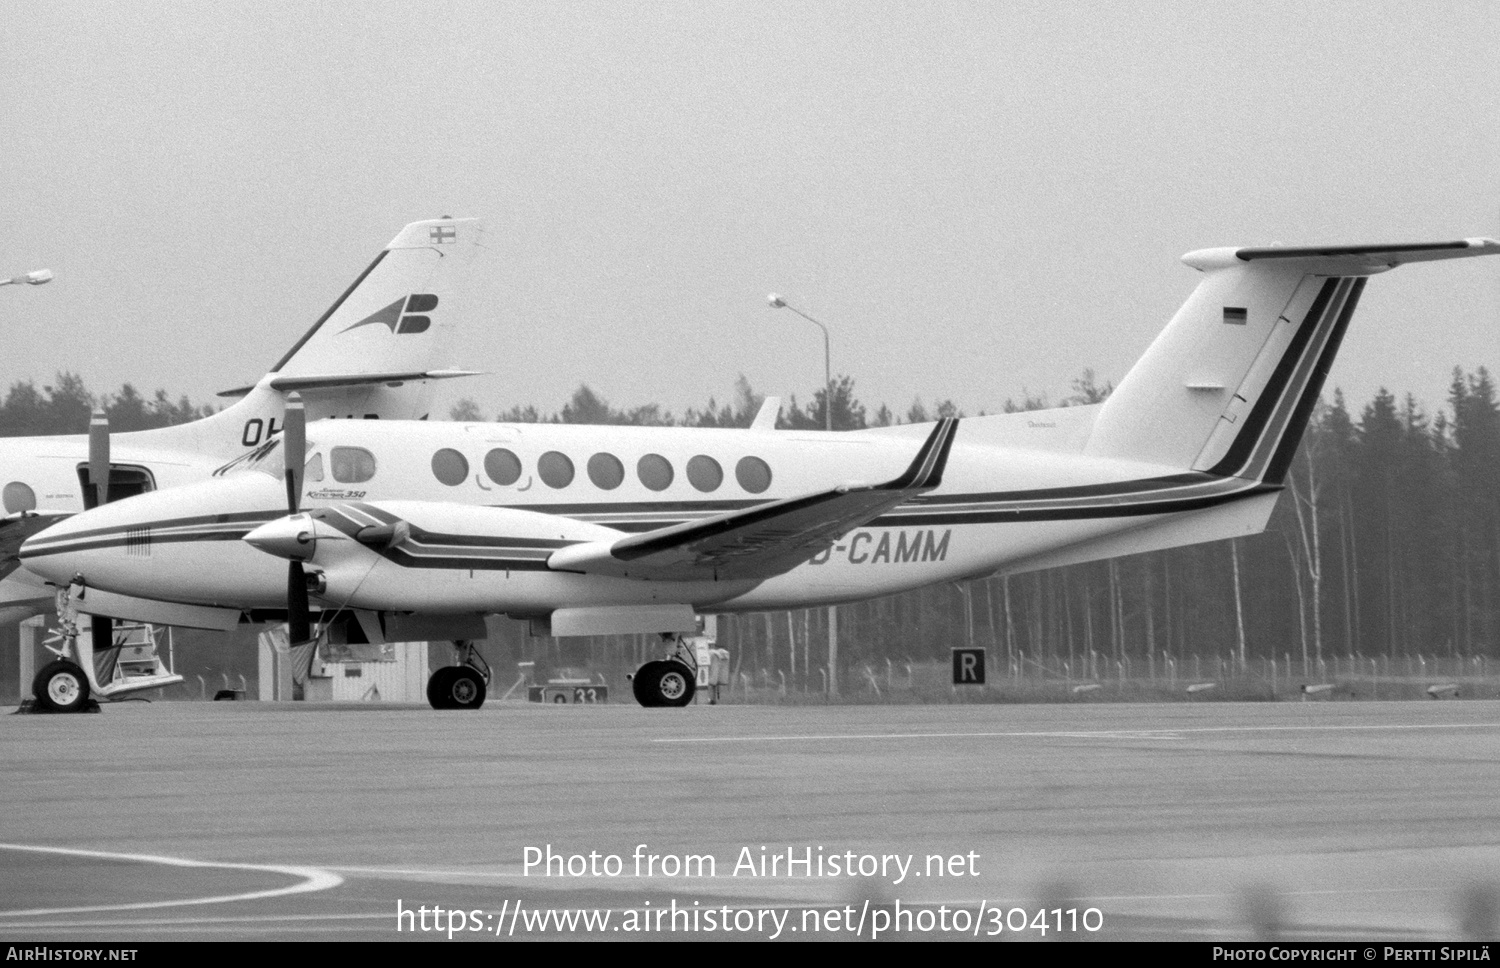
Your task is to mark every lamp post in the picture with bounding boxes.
[767,293,839,696]
[0,269,52,287]
[767,294,831,432]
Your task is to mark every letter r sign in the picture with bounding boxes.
[952,647,986,685]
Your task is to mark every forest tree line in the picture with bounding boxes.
[2,366,1496,671]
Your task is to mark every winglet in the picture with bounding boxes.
[884,418,959,490]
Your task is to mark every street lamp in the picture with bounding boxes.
[767,293,840,696]
[0,269,52,287]
[767,294,832,431]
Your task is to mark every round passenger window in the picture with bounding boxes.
[431,448,469,486]
[637,454,673,491]
[735,456,772,493]
[587,453,624,490]
[485,448,522,486]
[2,482,36,513]
[538,451,575,488]
[330,446,377,484]
[686,455,723,492]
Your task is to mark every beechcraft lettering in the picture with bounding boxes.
[18,234,1500,715]
[808,528,950,565]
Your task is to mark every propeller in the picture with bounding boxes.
[87,409,114,655]
[281,393,312,645]
[88,409,109,508]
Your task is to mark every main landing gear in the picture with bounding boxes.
[427,640,490,710]
[629,635,697,708]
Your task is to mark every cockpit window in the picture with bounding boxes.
[331,446,377,484]
[213,438,283,478]
[212,437,326,482]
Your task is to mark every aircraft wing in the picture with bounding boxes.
[548,419,958,582]
[0,511,71,581]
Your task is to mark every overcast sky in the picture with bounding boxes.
[3,2,1498,424]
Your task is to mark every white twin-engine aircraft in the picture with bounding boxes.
[4,216,484,708]
[19,238,1500,711]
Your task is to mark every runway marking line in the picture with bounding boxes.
[653,722,1500,744]
[0,843,343,918]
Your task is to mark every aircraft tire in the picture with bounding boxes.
[428,665,486,710]
[633,661,695,708]
[33,660,90,713]
[426,667,455,709]
[631,661,664,707]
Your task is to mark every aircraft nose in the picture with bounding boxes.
[18,529,83,584]
[244,515,318,561]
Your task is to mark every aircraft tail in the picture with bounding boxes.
[1083,240,1500,484]
[123,217,485,459]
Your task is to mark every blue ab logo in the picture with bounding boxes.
[341,294,437,335]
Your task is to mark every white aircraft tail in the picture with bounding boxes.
[1084,240,1500,483]
[122,217,485,459]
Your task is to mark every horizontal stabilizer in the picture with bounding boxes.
[548,418,958,582]
[1183,238,1500,274]
[217,368,485,398]
[1237,238,1500,265]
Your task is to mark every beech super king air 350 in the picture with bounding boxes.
[5,216,484,709]
[20,237,1500,710]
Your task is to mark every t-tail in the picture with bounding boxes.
[118,217,485,459]
[1084,240,1500,484]
[979,238,1500,576]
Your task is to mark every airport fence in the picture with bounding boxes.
[715,652,1499,703]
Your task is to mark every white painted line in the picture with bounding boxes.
[653,722,1500,744]
[0,843,343,917]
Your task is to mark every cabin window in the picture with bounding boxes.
[637,454,673,491]
[538,451,575,489]
[587,453,625,490]
[304,453,325,483]
[735,456,772,493]
[432,448,469,487]
[485,448,522,486]
[2,482,36,513]
[330,446,377,484]
[686,456,723,493]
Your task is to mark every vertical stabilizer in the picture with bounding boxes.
[121,217,485,459]
[1084,239,1499,484]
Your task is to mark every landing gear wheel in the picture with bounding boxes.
[427,666,487,710]
[632,660,695,708]
[33,660,90,713]
[632,661,664,707]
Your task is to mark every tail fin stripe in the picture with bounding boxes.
[1259,277,1366,484]
[1202,277,1343,479]
[1234,277,1358,481]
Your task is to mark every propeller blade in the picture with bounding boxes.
[283,392,306,514]
[88,409,109,508]
[287,560,311,645]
